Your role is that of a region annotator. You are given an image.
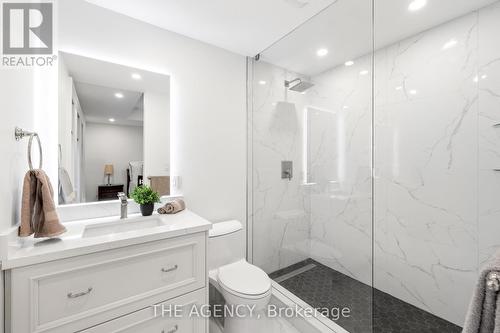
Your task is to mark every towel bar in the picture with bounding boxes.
[15,127,43,170]
[487,272,500,291]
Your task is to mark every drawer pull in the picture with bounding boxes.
[67,287,93,299]
[162,325,178,333]
[161,264,178,273]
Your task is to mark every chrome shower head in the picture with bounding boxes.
[285,78,314,92]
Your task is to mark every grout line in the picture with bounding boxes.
[274,263,317,283]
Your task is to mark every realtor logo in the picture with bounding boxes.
[2,2,53,55]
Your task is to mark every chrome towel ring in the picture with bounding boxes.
[15,127,43,170]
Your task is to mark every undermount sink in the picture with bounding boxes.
[82,216,165,238]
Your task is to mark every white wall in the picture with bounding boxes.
[84,123,143,201]
[57,0,246,223]
[0,63,58,333]
[0,68,58,232]
[143,91,170,179]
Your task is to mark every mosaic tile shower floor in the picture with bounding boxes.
[270,259,462,333]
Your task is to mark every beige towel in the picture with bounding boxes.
[19,170,67,238]
[148,176,170,196]
[157,199,185,214]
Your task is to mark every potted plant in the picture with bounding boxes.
[130,185,161,216]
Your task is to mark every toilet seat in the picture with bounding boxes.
[217,260,271,299]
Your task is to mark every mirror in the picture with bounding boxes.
[57,52,170,205]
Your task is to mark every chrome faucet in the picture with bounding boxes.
[117,192,128,219]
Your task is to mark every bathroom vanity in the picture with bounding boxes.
[0,210,211,333]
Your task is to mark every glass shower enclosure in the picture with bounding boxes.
[248,0,500,332]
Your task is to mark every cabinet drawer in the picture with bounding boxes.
[7,233,206,333]
[81,289,207,333]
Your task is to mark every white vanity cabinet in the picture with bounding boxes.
[4,232,208,333]
[81,289,207,333]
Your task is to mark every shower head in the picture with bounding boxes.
[285,78,314,93]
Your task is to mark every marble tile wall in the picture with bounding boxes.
[250,2,500,327]
[372,12,479,326]
[478,2,500,265]
[250,61,311,273]
[306,55,373,287]
[251,56,373,282]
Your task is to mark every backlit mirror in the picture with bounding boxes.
[57,52,170,205]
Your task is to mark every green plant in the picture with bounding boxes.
[130,185,161,205]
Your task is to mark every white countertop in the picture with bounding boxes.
[0,210,212,269]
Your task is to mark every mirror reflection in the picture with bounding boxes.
[57,52,170,205]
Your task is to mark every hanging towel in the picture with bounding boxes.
[149,176,170,196]
[157,199,185,214]
[19,170,67,238]
[58,167,76,204]
[463,250,500,333]
[129,161,144,191]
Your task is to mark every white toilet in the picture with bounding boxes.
[208,220,272,333]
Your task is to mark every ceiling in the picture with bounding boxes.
[262,0,498,75]
[61,52,170,126]
[85,0,498,76]
[84,0,337,56]
[74,82,144,126]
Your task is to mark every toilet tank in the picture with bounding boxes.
[208,220,246,270]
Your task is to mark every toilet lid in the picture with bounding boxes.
[218,260,271,296]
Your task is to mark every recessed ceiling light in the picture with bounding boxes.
[481,74,488,80]
[360,70,369,76]
[395,86,403,90]
[316,48,329,57]
[131,73,142,80]
[108,118,115,122]
[442,39,458,50]
[345,60,354,67]
[114,92,124,99]
[409,89,418,95]
[258,80,267,85]
[408,0,427,12]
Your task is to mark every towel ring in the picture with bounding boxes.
[27,134,42,170]
[15,127,43,170]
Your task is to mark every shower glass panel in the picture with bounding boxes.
[250,0,500,331]
[248,1,374,331]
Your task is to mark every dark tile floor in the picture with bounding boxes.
[270,259,462,333]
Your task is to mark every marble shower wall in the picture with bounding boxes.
[250,61,311,274]
[250,57,372,280]
[373,11,479,326]
[306,3,499,326]
[478,2,500,266]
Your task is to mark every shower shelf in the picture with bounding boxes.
[493,123,500,127]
